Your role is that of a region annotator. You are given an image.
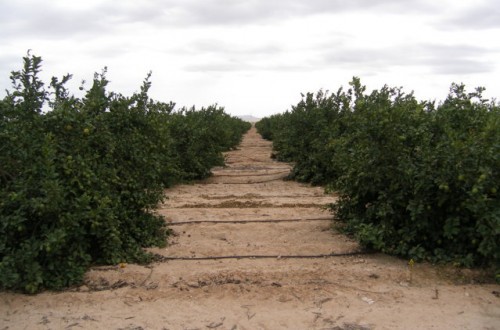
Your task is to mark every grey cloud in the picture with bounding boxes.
[0,0,435,41]
[184,61,315,73]
[184,41,496,75]
[421,44,490,57]
[181,38,286,73]
[166,0,433,26]
[415,44,496,74]
[423,58,493,74]
[183,51,314,73]
[104,2,167,23]
[0,0,180,41]
[188,38,282,55]
[84,43,135,60]
[261,63,315,72]
[442,2,500,30]
[324,48,406,67]
[184,60,250,72]
[322,43,496,75]
[0,2,111,40]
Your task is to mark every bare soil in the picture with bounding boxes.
[1,126,499,330]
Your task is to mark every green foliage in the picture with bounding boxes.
[257,78,499,274]
[0,53,250,293]
[256,89,350,185]
[169,106,251,181]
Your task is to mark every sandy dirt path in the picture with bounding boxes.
[1,126,499,330]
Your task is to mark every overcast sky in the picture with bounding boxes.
[1,0,499,117]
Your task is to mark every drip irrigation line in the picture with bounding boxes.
[212,171,290,177]
[171,205,330,210]
[221,166,289,169]
[225,156,270,162]
[215,169,289,172]
[214,167,290,172]
[155,251,372,262]
[204,177,286,184]
[167,217,332,225]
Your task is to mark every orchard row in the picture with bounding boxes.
[257,77,499,278]
[0,54,251,292]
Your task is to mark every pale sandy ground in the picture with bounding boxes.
[1,126,499,330]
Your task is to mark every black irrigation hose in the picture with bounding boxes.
[225,155,270,162]
[155,251,372,262]
[225,161,272,165]
[204,178,286,184]
[167,217,332,225]
[212,171,290,177]
[216,167,290,171]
